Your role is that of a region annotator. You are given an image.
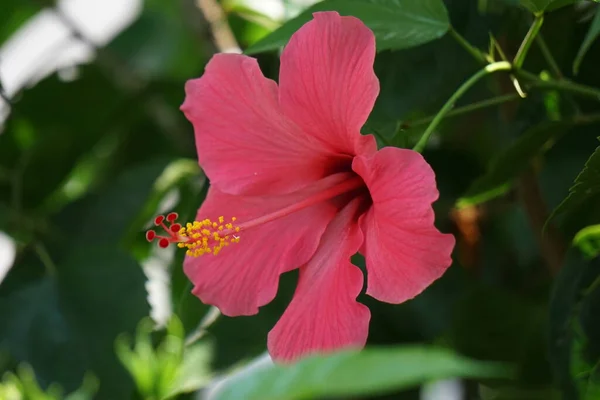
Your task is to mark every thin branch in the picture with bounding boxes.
[536,34,563,79]
[513,15,544,69]
[34,242,58,276]
[413,61,513,152]
[449,27,487,64]
[405,93,521,129]
[194,0,241,53]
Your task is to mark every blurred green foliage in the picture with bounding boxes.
[1,0,600,399]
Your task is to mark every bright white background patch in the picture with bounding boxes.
[0,231,17,284]
[0,0,142,128]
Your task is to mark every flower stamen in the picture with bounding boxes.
[146,176,364,258]
[146,212,239,257]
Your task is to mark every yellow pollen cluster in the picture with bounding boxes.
[177,216,240,257]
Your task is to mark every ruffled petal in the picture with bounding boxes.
[267,199,370,362]
[183,174,351,316]
[279,12,379,156]
[182,53,341,196]
[352,147,455,304]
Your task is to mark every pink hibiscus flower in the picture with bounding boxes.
[146,11,455,362]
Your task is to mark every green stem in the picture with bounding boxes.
[517,70,600,101]
[407,93,520,128]
[514,15,544,69]
[413,61,513,153]
[583,274,600,297]
[34,242,57,276]
[536,34,562,79]
[449,27,487,64]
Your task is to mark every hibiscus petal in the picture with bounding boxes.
[353,147,455,304]
[279,11,379,156]
[183,174,352,316]
[267,199,370,362]
[181,53,339,196]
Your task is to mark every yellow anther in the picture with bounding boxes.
[176,215,241,258]
[231,217,237,221]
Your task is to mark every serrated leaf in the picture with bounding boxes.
[457,121,569,208]
[574,6,600,75]
[547,142,600,230]
[211,346,511,400]
[245,0,450,54]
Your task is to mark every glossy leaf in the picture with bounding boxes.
[212,347,511,400]
[245,0,450,54]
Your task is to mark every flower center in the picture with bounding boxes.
[146,175,364,257]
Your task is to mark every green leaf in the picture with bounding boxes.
[574,225,600,259]
[458,121,569,208]
[547,142,600,232]
[0,66,128,210]
[574,7,600,75]
[165,342,213,398]
[245,0,450,54]
[212,347,511,400]
[0,161,172,399]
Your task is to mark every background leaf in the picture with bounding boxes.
[245,0,450,54]
[211,346,511,400]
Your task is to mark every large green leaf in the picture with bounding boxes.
[547,142,600,233]
[574,6,600,75]
[245,0,450,54]
[212,347,511,400]
[458,121,570,208]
